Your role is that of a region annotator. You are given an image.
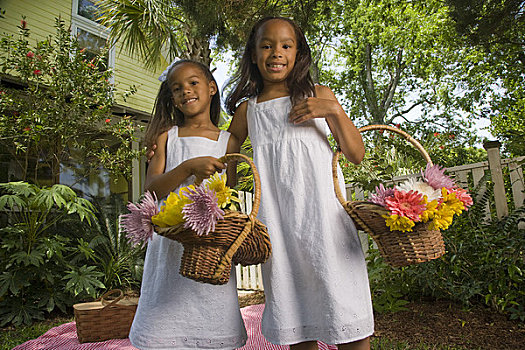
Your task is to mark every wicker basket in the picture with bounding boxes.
[73,289,138,343]
[332,124,445,267]
[156,153,271,285]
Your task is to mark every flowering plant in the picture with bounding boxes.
[369,164,473,232]
[120,173,239,246]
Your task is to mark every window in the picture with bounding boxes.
[71,0,115,76]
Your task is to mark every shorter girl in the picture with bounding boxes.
[128,60,246,350]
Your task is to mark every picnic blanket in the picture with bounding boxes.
[13,304,338,350]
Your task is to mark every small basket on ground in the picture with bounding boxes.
[156,153,271,285]
[332,124,445,267]
[73,289,138,343]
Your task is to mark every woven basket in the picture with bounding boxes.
[156,153,271,285]
[332,124,445,267]
[73,289,138,343]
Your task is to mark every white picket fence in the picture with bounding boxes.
[235,191,264,291]
[235,142,525,291]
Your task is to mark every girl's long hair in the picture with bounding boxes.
[144,60,221,147]
[225,17,315,114]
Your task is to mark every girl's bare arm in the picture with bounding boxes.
[226,101,248,187]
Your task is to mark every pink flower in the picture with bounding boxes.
[385,190,426,221]
[370,184,395,206]
[105,118,111,123]
[423,164,455,190]
[121,191,159,247]
[450,187,473,210]
[182,184,224,236]
[26,51,34,58]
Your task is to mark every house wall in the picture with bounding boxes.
[0,0,163,117]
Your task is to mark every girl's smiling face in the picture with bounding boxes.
[168,62,217,119]
[253,19,298,87]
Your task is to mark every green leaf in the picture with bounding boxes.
[62,265,105,297]
[0,194,27,211]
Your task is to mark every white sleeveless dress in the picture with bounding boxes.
[129,126,247,350]
[246,96,374,345]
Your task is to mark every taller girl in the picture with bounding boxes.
[226,17,374,350]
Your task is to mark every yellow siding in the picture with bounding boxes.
[0,0,71,44]
[113,43,164,115]
[0,0,163,117]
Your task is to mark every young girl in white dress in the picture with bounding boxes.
[225,17,374,350]
[129,60,247,350]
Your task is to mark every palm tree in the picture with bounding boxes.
[96,0,212,68]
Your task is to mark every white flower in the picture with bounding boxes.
[397,178,441,202]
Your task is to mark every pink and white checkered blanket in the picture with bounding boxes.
[13,304,338,350]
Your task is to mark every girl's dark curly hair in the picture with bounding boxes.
[144,60,220,147]
[225,16,315,114]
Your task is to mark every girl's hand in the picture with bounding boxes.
[184,156,226,183]
[289,97,343,124]
[146,144,157,163]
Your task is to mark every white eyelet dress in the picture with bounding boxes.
[129,126,247,350]
[246,96,374,345]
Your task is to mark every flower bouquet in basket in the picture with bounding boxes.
[333,125,473,267]
[120,153,271,285]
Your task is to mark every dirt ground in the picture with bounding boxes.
[238,292,525,350]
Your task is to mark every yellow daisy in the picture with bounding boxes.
[382,214,415,232]
[206,172,238,208]
[151,187,192,227]
[420,196,439,223]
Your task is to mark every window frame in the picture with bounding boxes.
[71,0,115,82]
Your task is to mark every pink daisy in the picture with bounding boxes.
[370,184,396,206]
[385,190,426,221]
[182,184,224,236]
[121,191,159,247]
[423,164,456,190]
[450,187,473,210]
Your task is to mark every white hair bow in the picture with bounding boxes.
[158,58,181,82]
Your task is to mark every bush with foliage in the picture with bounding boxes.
[0,182,145,326]
[0,182,102,326]
[82,194,145,291]
[0,17,142,184]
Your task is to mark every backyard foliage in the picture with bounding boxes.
[0,17,142,185]
[0,182,144,326]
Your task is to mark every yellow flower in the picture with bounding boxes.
[382,214,415,232]
[206,172,238,208]
[428,203,454,230]
[420,196,439,223]
[151,187,192,228]
[440,188,464,215]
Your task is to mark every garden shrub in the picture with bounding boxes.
[0,183,145,326]
[0,182,102,326]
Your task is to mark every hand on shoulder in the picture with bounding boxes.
[289,85,344,124]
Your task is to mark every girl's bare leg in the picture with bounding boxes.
[337,337,370,350]
[290,341,319,350]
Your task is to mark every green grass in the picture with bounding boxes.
[0,316,73,350]
[2,321,475,350]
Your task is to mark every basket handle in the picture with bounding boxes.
[99,289,124,309]
[216,153,261,222]
[332,124,433,207]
